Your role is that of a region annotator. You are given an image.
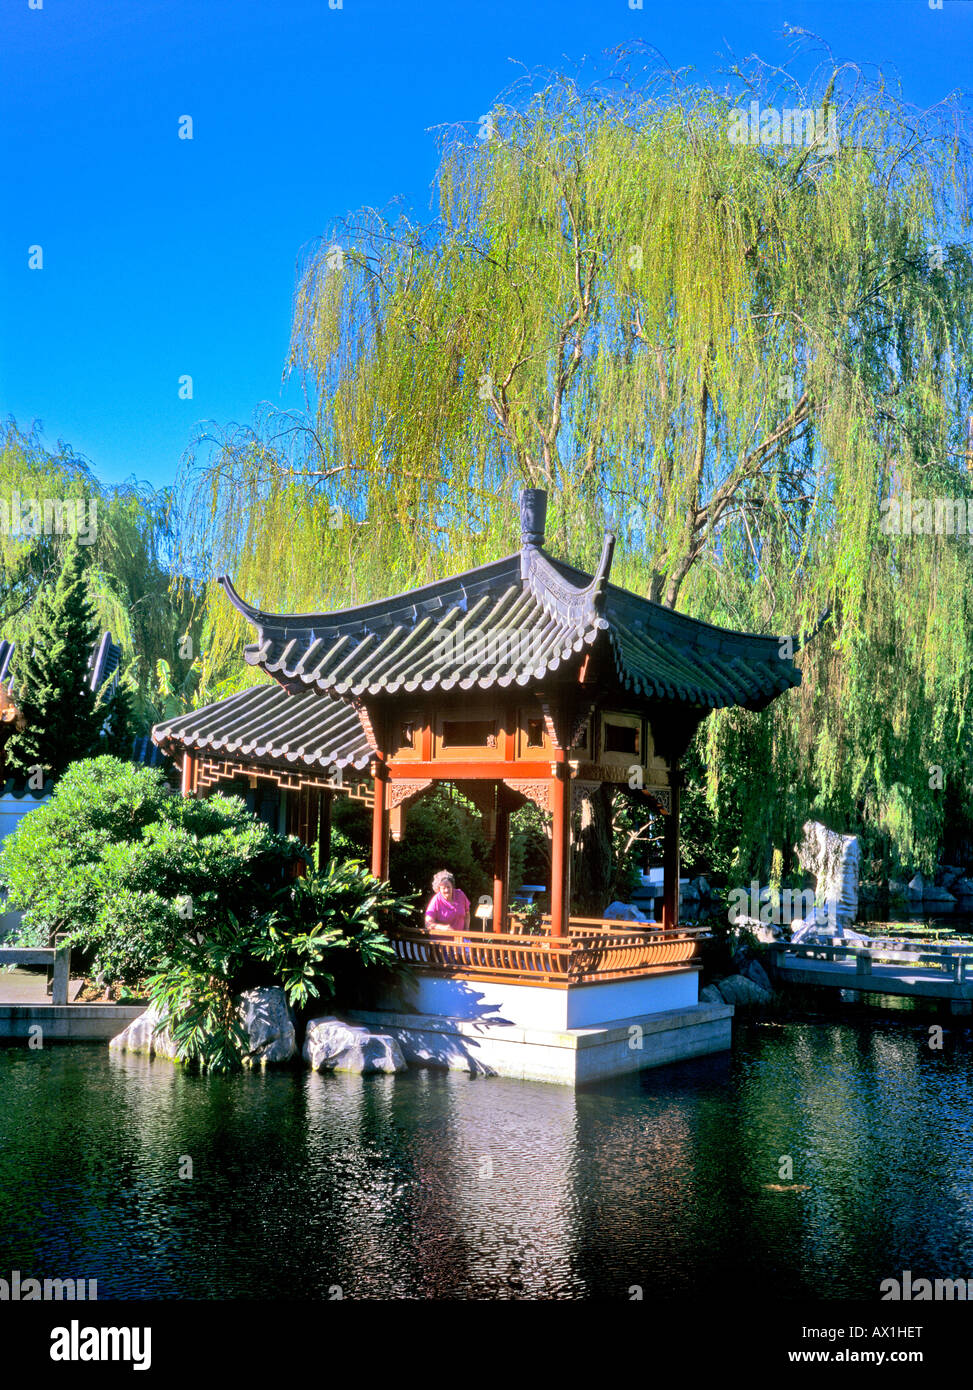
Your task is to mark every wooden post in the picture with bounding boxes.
[549,754,571,938]
[180,751,196,797]
[661,771,681,931]
[492,792,509,935]
[318,791,332,870]
[370,755,389,880]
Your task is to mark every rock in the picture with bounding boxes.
[952,877,973,897]
[699,984,725,1004]
[907,874,924,898]
[304,1016,407,1074]
[693,876,711,899]
[680,880,700,901]
[714,974,772,1006]
[921,884,956,904]
[796,821,860,929]
[602,900,649,923]
[888,879,909,898]
[238,986,297,1067]
[109,1004,179,1060]
[743,959,773,993]
[935,865,964,890]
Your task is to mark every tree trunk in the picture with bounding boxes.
[571,783,615,915]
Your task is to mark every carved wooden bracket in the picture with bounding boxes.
[388,778,433,810]
[502,778,550,813]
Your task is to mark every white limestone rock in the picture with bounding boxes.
[238,986,297,1067]
[109,1004,179,1060]
[907,874,925,898]
[796,821,860,929]
[304,1016,407,1074]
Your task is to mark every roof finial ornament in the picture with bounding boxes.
[520,488,547,548]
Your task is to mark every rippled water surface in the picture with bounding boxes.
[2,1019,972,1299]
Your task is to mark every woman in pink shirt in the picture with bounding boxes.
[424,870,470,933]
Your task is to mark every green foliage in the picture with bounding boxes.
[0,756,413,1072]
[0,756,302,979]
[147,861,413,1071]
[5,539,102,779]
[172,51,973,876]
[0,417,214,732]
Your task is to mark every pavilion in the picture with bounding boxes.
[153,490,800,1083]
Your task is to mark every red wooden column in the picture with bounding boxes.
[180,751,197,797]
[492,790,510,935]
[370,755,389,880]
[549,752,571,938]
[661,767,681,931]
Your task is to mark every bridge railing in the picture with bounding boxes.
[0,943,72,1004]
[769,941,972,983]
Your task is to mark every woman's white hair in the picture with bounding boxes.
[432,870,455,890]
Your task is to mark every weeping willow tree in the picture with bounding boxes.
[179,39,973,874]
[0,419,202,726]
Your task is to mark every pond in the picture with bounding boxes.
[2,1016,973,1301]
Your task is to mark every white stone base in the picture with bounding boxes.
[347,1000,734,1086]
[386,966,701,1031]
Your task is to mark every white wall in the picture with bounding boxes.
[405,968,699,1031]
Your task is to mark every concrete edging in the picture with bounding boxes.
[0,1004,146,1042]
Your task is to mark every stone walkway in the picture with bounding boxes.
[0,967,86,1004]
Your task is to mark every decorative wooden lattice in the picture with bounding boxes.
[194,756,373,804]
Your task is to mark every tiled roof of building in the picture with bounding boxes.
[152,681,373,773]
[217,537,800,712]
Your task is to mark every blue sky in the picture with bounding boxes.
[2,0,970,492]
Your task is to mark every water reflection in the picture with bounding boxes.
[0,1020,972,1299]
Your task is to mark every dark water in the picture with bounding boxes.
[2,1020,973,1301]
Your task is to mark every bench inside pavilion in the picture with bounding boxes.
[153,490,800,1084]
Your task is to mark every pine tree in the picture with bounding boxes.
[100,671,135,761]
[6,539,102,781]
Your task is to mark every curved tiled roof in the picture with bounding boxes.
[216,535,799,711]
[153,682,372,772]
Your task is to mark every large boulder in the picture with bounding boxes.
[699,983,725,1005]
[907,874,925,899]
[602,900,649,923]
[743,958,773,993]
[238,986,297,1067]
[796,821,860,929]
[715,974,773,1006]
[935,865,965,890]
[921,884,956,905]
[304,1016,407,1074]
[109,1004,179,1060]
[953,877,973,897]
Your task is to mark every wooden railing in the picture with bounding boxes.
[390,920,708,986]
